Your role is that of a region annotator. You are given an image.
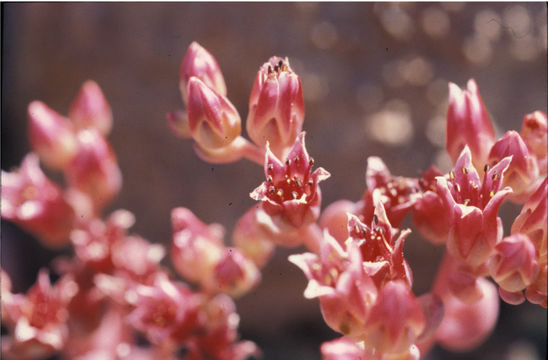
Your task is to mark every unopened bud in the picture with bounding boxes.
[27,101,77,169]
[180,42,226,104]
[187,77,241,150]
[69,80,113,135]
[246,56,305,156]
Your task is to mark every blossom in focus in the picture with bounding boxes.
[488,130,540,203]
[289,231,377,338]
[27,101,77,170]
[488,233,539,304]
[180,41,227,103]
[68,80,113,136]
[246,56,305,157]
[250,132,330,237]
[1,271,78,360]
[186,77,242,150]
[1,154,76,248]
[435,146,512,269]
[446,79,495,170]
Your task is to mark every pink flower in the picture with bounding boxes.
[64,129,122,212]
[359,156,420,229]
[321,338,369,360]
[27,101,78,170]
[232,207,276,268]
[250,132,330,234]
[413,166,452,244]
[186,77,242,150]
[170,207,225,286]
[319,199,360,245]
[488,233,539,304]
[180,41,227,104]
[446,79,495,169]
[127,272,202,345]
[362,280,425,355]
[289,231,377,337]
[488,130,540,203]
[436,146,513,268]
[1,154,76,248]
[1,270,78,360]
[246,56,305,156]
[68,80,113,135]
[520,111,547,174]
[433,255,499,351]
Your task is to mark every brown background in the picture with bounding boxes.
[2,3,547,359]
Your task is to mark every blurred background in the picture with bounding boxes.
[2,3,547,359]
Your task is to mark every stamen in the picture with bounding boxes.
[276,189,284,197]
[294,156,299,163]
[309,158,314,166]
[484,164,489,173]
[463,199,470,206]
[266,175,273,183]
[492,172,499,181]
[489,191,494,197]
[291,191,298,200]
[285,159,291,166]
[373,214,379,225]
[268,186,275,194]
[449,171,455,180]
[267,164,274,172]
[462,167,468,174]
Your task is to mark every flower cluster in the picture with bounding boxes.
[1,42,546,360]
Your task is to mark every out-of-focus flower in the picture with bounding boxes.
[359,156,420,228]
[69,80,113,136]
[127,272,202,345]
[1,271,78,360]
[250,132,330,238]
[180,41,227,104]
[319,199,360,245]
[488,233,539,304]
[27,101,77,170]
[436,146,512,269]
[321,338,368,360]
[446,79,495,169]
[246,56,305,157]
[289,231,377,338]
[488,130,540,203]
[232,207,276,268]
[362,280,425,355]
[65,129,122,212]
[433,255,499,351]
[520,111,547,175]
[186,77,242,150]
[170,207,225,286]
[1,154,76,248]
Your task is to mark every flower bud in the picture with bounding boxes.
[180,41,227,104]
[1,154,75,248]
[27,101,77,169]
[187,77,241,150]
[64,129,122,212]
[232,207,276,268]
[488,130,540,203]
[489,233,539,294]
[446,79,495,169]
[246,56,305,156]
[69,80,113,135]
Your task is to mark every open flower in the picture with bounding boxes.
[246,56,305,157]
[1,154,76,248]
[250,132,330,235]
[446,79,495,169]
[436,146,513,268]
[1,271,77,360]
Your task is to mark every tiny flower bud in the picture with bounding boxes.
[69,80,113,135]
[180,41,227,104]
[489,233,539,294]
[187,77,241,150]
[64,129,122,212]
[232,207,276,268]
[446,79,495,169]
[246,56,305,156]
[27,101,77,169]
